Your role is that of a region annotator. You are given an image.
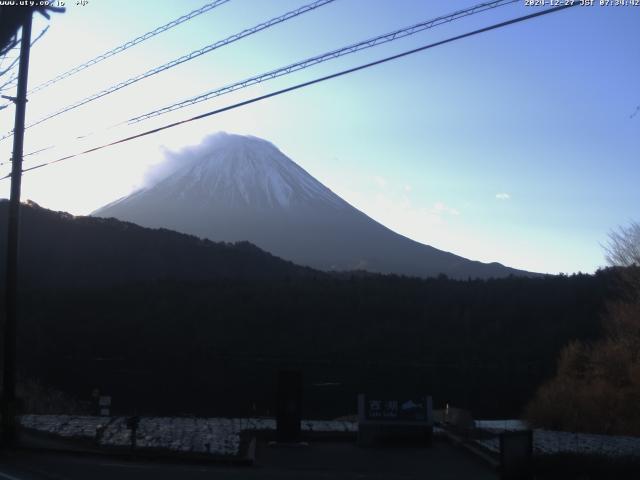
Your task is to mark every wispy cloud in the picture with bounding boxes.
[432,201,460,216]
[495,193,510,200]
[372,175,387,189]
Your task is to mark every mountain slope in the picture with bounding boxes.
[0,200,311,289]
[94,132,533,279]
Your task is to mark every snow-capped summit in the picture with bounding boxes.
[93,132,531,279]
[148,133,345,211]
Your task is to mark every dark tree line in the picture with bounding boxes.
[16,271,616,419]
[0,201,621,419]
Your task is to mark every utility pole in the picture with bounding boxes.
[1,10,33,446]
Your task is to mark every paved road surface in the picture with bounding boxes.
[0,440,497,479]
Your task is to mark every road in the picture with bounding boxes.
[0,440,497,479]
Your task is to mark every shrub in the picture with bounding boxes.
[525,300,640,435]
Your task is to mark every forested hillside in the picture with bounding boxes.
[0,201,619,418]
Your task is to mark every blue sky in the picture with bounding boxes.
[0,0,638,274]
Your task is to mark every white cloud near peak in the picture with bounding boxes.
[372,175,388,189]
[432,201,460,216]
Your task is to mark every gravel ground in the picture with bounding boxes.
[19,415,358,457]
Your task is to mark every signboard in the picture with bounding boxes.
[364,396,432,422]
[357,394,434,447]
[97,395,111,416]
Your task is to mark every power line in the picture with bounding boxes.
[4,0,516,158]
[28,0,232,95]
[0,26,48,80]
[0,26,49,111]
[0,0,335,143]
[0,145,53,167]
[0,53,21,78]
[0,72,18,92]
[29,25,49,47]
[0,38,19,58]
[0,3,577,182]
[128,0,518,125]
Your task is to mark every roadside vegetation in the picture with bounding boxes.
[526,223,640,435]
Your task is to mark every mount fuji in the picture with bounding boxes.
[93,133,531,279]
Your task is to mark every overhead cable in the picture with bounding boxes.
[0,3,578,182]
[0,0,335,143]
[28,0,232,94]
[6,0,515,151]
[128,0,519,124]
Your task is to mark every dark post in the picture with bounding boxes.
[276,370,302,443]
[500,430,533,480]
[126,416,140,452]
[1,11,33,446]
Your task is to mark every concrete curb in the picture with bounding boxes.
[438,426,500,470]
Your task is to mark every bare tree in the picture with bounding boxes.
[526,222,640,435]
[604,221,640,304]
[604,221,640,267]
